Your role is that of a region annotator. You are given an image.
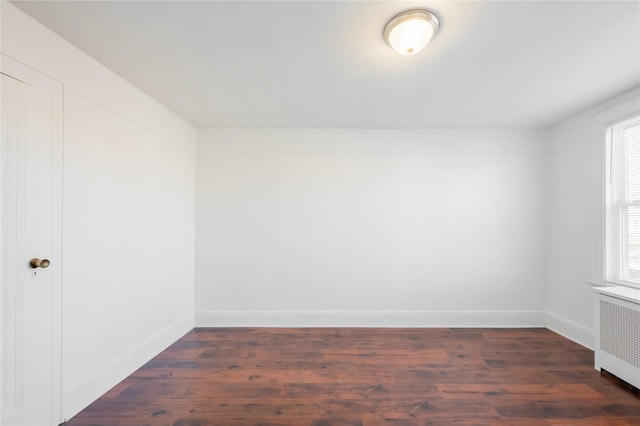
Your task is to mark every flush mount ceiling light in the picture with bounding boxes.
[383,9,440,56]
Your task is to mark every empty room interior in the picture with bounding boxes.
[1,0,640,425]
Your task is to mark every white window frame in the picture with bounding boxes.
[589,93,640,290]
[605,115,640,288]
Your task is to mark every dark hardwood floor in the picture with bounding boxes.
[63,328,640,425]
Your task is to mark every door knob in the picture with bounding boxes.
[29,258,50,269]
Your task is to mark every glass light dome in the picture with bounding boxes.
[384,9,440,56]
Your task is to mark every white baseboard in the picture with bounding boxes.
[195,310,546,328]
[61,314,194,422]
[545,312,594,350]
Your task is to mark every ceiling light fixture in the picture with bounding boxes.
[383,9,440,56]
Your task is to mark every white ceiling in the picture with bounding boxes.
[11,0,640,129]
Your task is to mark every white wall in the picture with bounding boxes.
[2,3,196,421]
[196,128,549,326]
[546,87,640,349]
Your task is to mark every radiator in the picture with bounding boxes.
[594,286,640,389]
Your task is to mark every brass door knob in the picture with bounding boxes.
[29,258,50,269]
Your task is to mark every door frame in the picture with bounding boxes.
[1,53,63,425]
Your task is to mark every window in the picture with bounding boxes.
[605,114,640,288]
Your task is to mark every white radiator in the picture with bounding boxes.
[594,286,640,389]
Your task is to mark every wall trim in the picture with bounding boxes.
[545,312,594,350]
[195,310,546,328]
[61,315,194,422]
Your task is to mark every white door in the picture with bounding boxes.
[1,56,62,426]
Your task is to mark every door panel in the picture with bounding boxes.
[1,56,62,426]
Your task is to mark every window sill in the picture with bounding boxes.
[586,280,640,290]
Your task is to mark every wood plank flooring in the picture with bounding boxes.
[63,328,640,425]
